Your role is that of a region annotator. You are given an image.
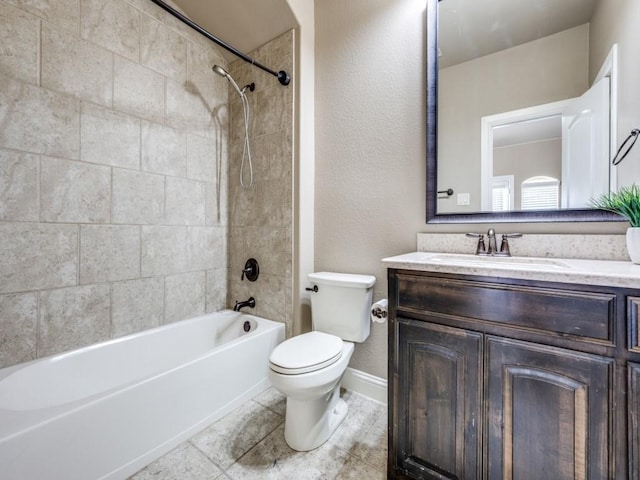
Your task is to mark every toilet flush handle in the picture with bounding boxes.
[305,285,318,293]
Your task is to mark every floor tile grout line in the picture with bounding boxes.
[187,414,285,477]
[219,417,287,475]
[255,401,286,416]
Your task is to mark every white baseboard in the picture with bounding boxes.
[341,367,387,405]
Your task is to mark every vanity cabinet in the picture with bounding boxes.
[388,269,639,480]
[629,363,640,480]
[485,337,612,479]
[397,320,482,479]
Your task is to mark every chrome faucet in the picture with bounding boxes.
[486,228,498,255]
[467,229,522,256]
[233,296,255,312]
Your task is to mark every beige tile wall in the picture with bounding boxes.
[227,31,295,337]
[0,0,230,368]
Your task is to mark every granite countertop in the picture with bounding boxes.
[382,251,640,288]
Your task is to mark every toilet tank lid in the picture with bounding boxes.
[308,272,376,288]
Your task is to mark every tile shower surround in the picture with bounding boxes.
[227,32,295,338]
[0,0,294,369]
[0,0,293,367]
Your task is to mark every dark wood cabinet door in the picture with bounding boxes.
[631,363,640,480]
[396,319,482,480]
[486,337,613,480]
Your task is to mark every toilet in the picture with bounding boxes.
[268,272,376,451]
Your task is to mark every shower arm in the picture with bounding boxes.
[150,0,291,86]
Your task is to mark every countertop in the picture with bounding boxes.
[382,251,640,288]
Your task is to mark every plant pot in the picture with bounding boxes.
[627,227,640,264]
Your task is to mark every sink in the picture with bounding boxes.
[426,253,572,271]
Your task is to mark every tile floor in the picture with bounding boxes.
[128,388,387,480]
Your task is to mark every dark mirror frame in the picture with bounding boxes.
[425,0,621,224]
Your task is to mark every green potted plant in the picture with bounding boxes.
[591,183,640,263]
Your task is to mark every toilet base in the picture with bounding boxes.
[283,381,348,451]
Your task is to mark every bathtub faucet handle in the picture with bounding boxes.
[241,258,259,282]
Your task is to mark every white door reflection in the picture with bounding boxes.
[481,71,611,211]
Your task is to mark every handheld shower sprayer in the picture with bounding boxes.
[211,64,227,76]
[212,64,254,188]
[212,65,242,95]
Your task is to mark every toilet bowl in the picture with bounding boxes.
[268,335,354,451]
[268,272,375,451]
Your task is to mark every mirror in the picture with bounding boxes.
[426,0,637,223]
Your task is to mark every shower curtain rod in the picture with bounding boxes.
[150,0,291,86]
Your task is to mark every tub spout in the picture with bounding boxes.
[233,297,256,312]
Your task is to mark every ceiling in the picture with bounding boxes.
[493,115,561,149]
[170,0,601,71]
[171,0,298,63]
[439,0,600,68]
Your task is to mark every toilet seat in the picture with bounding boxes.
[269,331,344,375]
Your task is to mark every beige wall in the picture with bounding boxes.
[0,0,230,369]
[315,0,627,381]
[286,0,315,336]
[227,31,295,337]
[315,0,427,379]
[438,24,589,213]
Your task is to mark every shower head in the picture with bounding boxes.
[212,64,243,96]
[212,64,228,77]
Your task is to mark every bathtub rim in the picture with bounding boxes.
[0,309,275,382]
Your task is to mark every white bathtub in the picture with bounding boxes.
[0,310,285,480]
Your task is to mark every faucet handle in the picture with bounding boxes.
[466,233,487,255]
[241,258,259,282]
[499,233,522,256]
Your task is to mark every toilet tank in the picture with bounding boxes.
[307,272,376,343]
